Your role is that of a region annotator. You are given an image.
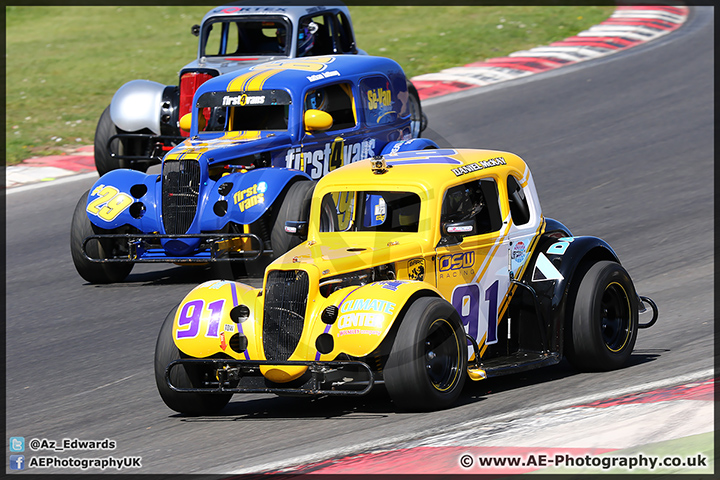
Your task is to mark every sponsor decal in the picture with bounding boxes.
[377,280,405,291]
[408,258,425,281]
[307,70,340,82]
[547,236,575,256]
[285,138,377,180]
[338,312,384,329]
[511,241,527,263]
[451,157,506,177]
[338,328,382,337]
[224,324,235,333]
[222,94,266,106]
[220,331,227,351]
[367,87,392,110]
[438,252,476,279]
[219,6,286,14]
[341,298,396,314]
[233,182,267,212]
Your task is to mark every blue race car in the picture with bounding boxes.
[71,54,437,283]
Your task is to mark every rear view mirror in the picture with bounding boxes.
[304,109,333,132]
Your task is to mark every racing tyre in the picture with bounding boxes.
[94,105,149,176]
[70,190,134,283]
[384,297,467,411]
[154,306,232,416]
[407,83,426,138]
[270,180,316,259]
[566,261,638,371]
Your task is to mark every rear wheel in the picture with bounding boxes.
[270,180,316,259]
[407,83,426,138]
[154,306,232,415]
[70,190,134,283]
[566,261,638,371]
[94,105,150,176]
[384,297,466,411]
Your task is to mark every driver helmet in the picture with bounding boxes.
[444,183,485,223]
[305,88,326,111]
[297,20,318,57]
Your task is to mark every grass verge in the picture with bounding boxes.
[6,6,613,165]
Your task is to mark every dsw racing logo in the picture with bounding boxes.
[285,137,377,180]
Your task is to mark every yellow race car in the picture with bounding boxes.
[155,148,658,414]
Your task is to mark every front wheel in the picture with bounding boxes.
[566,261,639,371]
[154,306,232,416]
[384,297,467,411]
[70,190,134,283]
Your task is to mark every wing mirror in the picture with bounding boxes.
[191,24,200,37]
[284,221,308,236]
[179,113,206,133]
[304,109,333,133]
[441,220,475,244]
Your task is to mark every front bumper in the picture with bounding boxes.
[81,232,266,263]
[165,359,376,396]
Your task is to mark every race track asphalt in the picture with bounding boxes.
[5,6,713,475]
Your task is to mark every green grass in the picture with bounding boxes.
[5,6,614,165]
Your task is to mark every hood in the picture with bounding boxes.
[278,237,427,278]
[180,56,287,77]
[165,131,293,166]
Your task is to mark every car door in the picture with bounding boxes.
[434,177,508,358]
[301,81,372,180]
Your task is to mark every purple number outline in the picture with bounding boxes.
[176,299,204,339]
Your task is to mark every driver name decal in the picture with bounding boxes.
[452,157,506,177]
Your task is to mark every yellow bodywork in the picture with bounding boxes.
[172,148,544,383]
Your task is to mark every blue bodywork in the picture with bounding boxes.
[84,55,436,262]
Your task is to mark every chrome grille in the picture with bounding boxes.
[162,159,201,234]
[263,270,309,361]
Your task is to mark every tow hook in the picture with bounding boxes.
[638,295,658,329]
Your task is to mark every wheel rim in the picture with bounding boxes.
[424,318,461,391]
[600,282,632,352]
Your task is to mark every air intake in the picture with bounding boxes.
[162,159,201,234]
[263,270,309,361]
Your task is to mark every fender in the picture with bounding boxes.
[321,280,442,358]
[519,232,621,352]
[172,280,261,360]
[110,80,168,134]
[380,138,438,155]
[198,168,312,231]
[85,169,160,231]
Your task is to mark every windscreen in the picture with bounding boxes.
[201,17,291,57]
[319,191,421,233]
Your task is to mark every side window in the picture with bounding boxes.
[507,175,530,226]
[334,12,355,53]
[298,15,333,56]
[304,82,356,131]
[359,76,396,126]
[440,178,503,240]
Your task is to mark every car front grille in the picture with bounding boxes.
[162,159,201,234]
[263,269,310,361]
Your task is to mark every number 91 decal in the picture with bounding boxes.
[87,185,133,221]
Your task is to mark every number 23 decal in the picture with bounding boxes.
[451,280,500,345]
[87,185,133,221]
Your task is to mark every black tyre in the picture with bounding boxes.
[407,83,425,138]
[154,306,232,416]
[70,190,134,283]
[94,105,149,176]
[384,297,467,411]
[270,180,316,259]
[566,261,638,371]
